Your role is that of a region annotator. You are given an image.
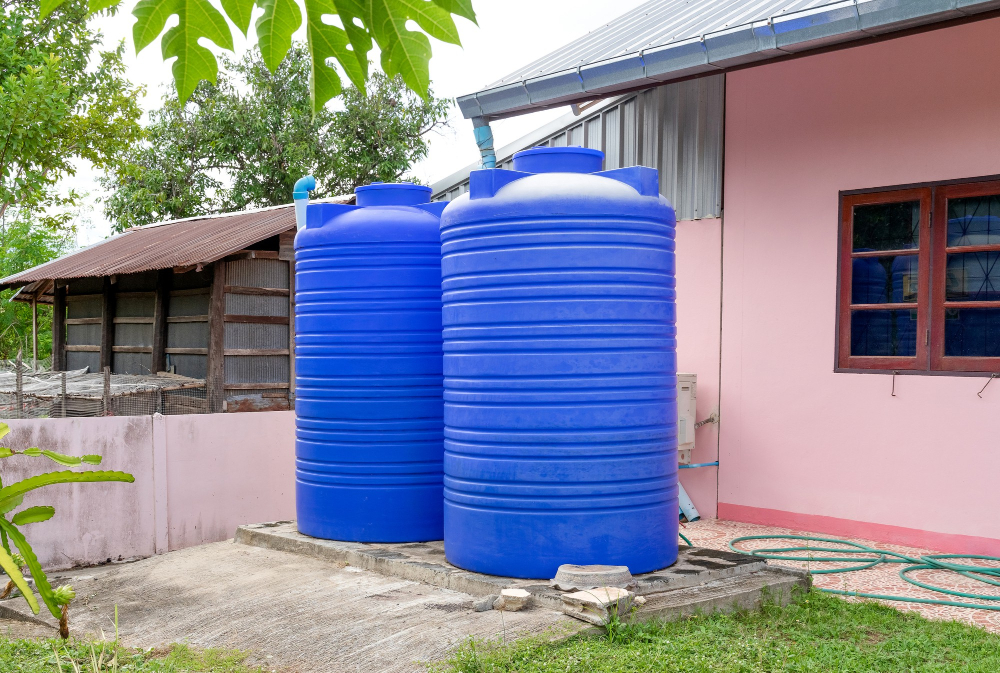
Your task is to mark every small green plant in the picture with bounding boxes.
[0,422,134,639]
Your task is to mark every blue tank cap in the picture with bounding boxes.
[355,182,432,207]
[512,146,603,174]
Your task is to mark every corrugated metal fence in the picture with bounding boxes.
[434,74,724,221]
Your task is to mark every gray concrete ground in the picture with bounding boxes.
[2,541,581,672]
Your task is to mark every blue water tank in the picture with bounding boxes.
[294,183,446,542]
[440,147,679,578]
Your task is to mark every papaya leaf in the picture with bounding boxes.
[39,0,66,18]
[0,520,58,619]
[0,471,135,514]
[431,0,475,24]
[304,0,369,109]
[220,0,258,36]
[0,545,38,615]
[12,507,56,526]
[89,0,123,12]
[369,0,433,98]
[0,496,23,516]
[257,0,303,73]
[133,0,235,103]
[329,0,374,81]
[394,0,461,46]
[0,423,9,441]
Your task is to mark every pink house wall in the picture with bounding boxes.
[675,218,722,518]
[718,18,1000,554]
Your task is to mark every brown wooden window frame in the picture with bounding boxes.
[838,178,1000,375]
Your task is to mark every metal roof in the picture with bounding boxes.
[0,196,354,291]
[458,0,1000,119]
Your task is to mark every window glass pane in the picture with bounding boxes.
[945,308,1000,357]
[850,310,917,357]
[852,201,920,252]
[851,255,918,304]
[947,195,1000,247]
[946,251,1000,301]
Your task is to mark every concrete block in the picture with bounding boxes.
[494,588,531,611]
[473,594,498,612]
[561,587,635,626]
[553,564,633,590]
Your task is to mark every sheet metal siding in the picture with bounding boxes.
[227,258,289,289]
[434,76,724,221]
[225,294,289,316]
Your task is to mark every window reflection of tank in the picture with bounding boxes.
[945,214,1000,356]
[851,254,893,356]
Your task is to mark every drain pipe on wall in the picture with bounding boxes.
[472,117,497,169]
[293,175,316,231]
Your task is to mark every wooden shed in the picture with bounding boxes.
[0,198,353,413]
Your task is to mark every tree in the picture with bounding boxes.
[0,0,143,361]
[102,45,449,231]
[39,0,477,113]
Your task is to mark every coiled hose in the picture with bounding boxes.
[729,534,1000,611]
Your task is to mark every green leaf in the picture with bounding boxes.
[89,0,124,12]
[0,520,57,619]
[430,0,475,24]
[0,545,38,615]
[257,0,304,73]
[82,455,103,465]
[0,448,12,459]
[304,0,369,109]
[369,0,433,97]
[39,0,66,18]
[329,0,375,80]
[0,424,9,441]
[395,0,461,46]
[220,0,258,36]
[22,448,100,467]
[0,471,135,514]
[133,0,235,102]
[11,507,56,526]
[0,496,23,516]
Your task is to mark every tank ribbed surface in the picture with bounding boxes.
[440,148,679,578]
[294,185,445,542]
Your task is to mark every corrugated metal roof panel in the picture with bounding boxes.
[465,0,998,118]
[0,196,354,289]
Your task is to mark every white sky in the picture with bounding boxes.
[68,0,649,245]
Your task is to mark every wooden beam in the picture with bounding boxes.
[165,347,208,355]
[152,269,171,374]
[65,293,101,302]
[65,317,103,325]
[31,296,37,372]
[112,346,153,354]
[52,285,65,370]
[207,261,226,413]
[100,277,116,371]
[166,315,208,323]
[114,291,155,299]
[65,345,100,352]
[225,250,280,261]
[223,348,289,356]
[113,317,154,324]
[224,314,289,325]
[169,287,210,297]
[224,285,289,297]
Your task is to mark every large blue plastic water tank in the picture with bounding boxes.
[294,183,446,542]
[440,147,679,578]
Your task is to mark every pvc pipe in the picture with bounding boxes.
[293,175,316,231]
[679,461,719,469]
[472,117,496,169]
[678,481,700,522]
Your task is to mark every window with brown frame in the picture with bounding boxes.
[838,179,1000,374]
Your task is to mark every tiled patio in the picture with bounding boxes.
[684,518,1000,633]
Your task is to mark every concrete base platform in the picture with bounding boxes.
[236,521,810,622]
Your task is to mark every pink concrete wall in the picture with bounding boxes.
[0,411,296,569]
[675,218,722,518]
[162,411,296,551]
[719,18,1000,554]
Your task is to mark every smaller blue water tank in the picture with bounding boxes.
[294,183,446,542]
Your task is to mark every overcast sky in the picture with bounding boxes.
[69,0,649,245]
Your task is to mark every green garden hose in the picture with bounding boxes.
[729,534,1000,611]
[679,532,692,546]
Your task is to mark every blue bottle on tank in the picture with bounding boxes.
[295,183,446,542]
[440,147,679,578]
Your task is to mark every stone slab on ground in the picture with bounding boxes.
[235,521,810,620]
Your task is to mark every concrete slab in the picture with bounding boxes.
[235,521,810,621]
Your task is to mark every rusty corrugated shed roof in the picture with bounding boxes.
[0,197,353,290]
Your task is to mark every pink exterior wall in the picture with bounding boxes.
[162,411,296,551]
[675,218,722,518]
[0,411,295,568]
[718,18,1000,554]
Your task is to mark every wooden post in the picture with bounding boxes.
[31,295,38,372]
[60,371,67,418]
[103,366,111,416]
[100,277,116,372]
[207,260,226,413]
[52,284,65,371]
[151,269,171,374]
[15,350,23,419]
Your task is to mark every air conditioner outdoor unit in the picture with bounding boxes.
[677,373,697,465]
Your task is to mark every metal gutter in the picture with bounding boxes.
[459,0,1000,120]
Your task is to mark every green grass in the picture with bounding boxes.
[0,637,265,672]
[435,590,1000,672]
